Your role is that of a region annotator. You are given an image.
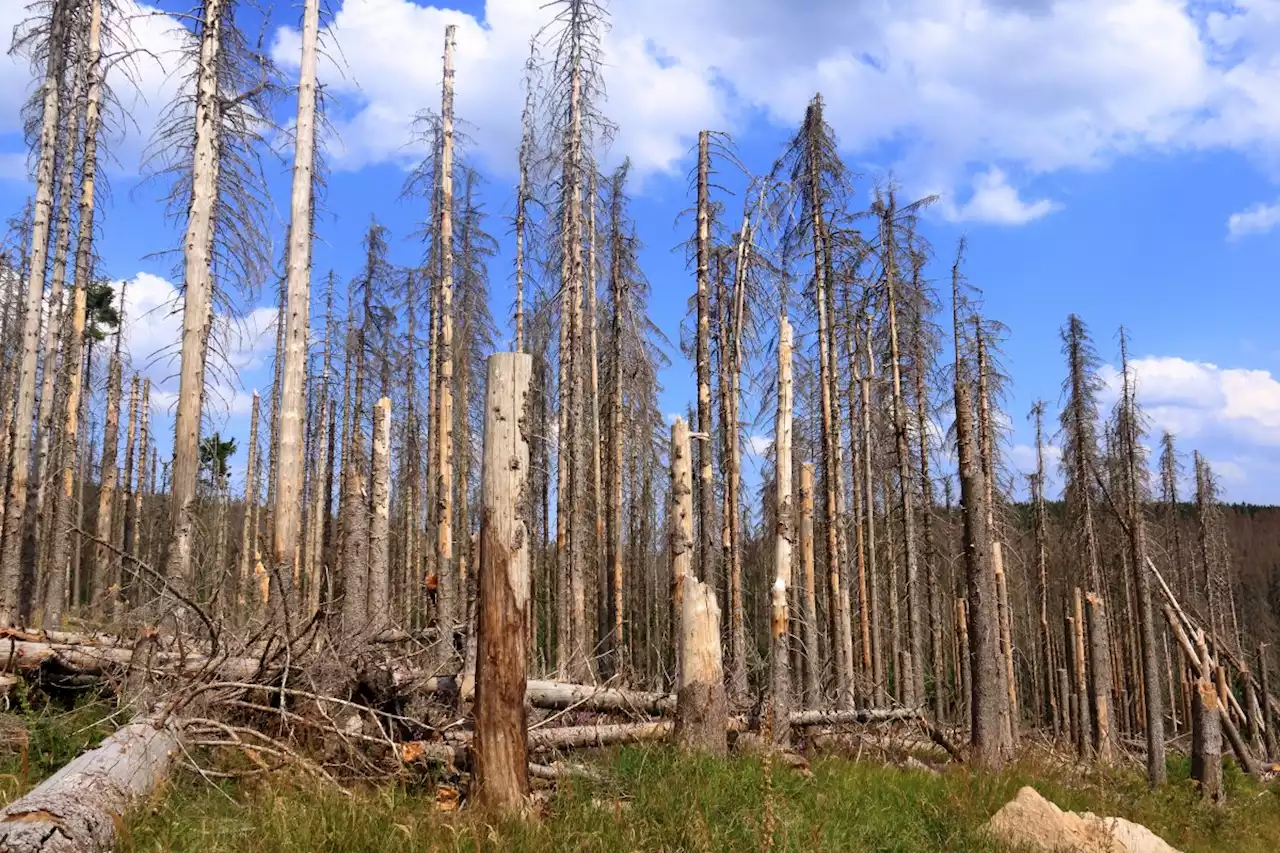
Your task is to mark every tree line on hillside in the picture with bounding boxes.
[0,0,1273,796]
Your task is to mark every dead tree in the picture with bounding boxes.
[771,317,794,742]
[473,352,533,812]
[272,0,322,600]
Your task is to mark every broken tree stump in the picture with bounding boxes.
[473,353,532,813]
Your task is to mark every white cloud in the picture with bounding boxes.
[746,435,772,457]
[270,0,725,176]
[0,2,191,177]
[1100,355,1280,448]
[117,271,276,409]
[258,0,1264,214]
[942,168,1060,225]
[1227,199,1280,238]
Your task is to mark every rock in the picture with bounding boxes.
[985,786,1181,853]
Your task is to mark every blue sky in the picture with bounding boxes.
[3,0,1280,503]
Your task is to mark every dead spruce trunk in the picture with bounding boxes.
[473,353,532,813]
[771,317,794,744]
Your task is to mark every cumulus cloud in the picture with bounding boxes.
[1227,200,1280,238]
[942,168,1060,225]
[1100,356,1280,449]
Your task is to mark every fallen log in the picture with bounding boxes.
[4,640,674,717]
[789,708,923,727]
[0,715,181,853]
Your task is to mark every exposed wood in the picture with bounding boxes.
[367,398,392,634]
[677,559,726,753]
[436,23,459,667]
[473,353,532,812]
[799,463,819,710]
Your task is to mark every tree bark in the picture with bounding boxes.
[771,317,794,742]
[670,417,693,685]
[272,0,320,598]
[694,131,717,598]
[435,24,459,667]
[237,393,260,611]
[163,0,226,598]
[1085,592,1114,762]
[800,463,819,709]
[473,352,532,813]
[678,576,727,756]
[368,398,391,634]
[90,353,122,617]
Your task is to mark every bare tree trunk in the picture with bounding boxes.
[1086,592,1114,762]
[473,352,532,812]
[1074,588,1092,757]
[0,0,72,623]
[28,44,85,582]
[976,328,1016,745]
[164,0,225,597]
[237,392,260,611]
[90,352,122,616]
[952,247,1003,769]
[436,24,458,665]
[670,417,693,687]
[800,463,819,709]
[272,0,320,605]
[1031,403,1057,735]
[606,168,625,679]
[881,201,924,707]
[858,318,884,704]
[368,397,391,634]
[694,132,717,598]
[678,576,727,755]
[114,372,139,612]
[771,317,794,741]
[911,311,943,722]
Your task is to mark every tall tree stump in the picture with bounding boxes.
[670,417,726,755]
[473,353,532,812]
[1085,592,1113,763]
[1192,676,1223,804]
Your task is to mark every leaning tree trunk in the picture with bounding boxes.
[165,0,225,597]
[0,0,72,624]
[272,0,321,603]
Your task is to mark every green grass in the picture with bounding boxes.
[112,747,1280,853]
[0,687,119,802]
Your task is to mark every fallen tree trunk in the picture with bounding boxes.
[0,715,181,853]
[789,708,923,727]
[5,640,674,717]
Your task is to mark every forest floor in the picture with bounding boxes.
[4,703,1280,853]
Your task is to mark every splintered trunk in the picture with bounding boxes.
[771,318,794,741]
[272,0,321,597]
[670,417,693,686]
[473,353,533,812]
[800,464,819,709]
[1086,592,1114,762]
[238,393,260,610]
[90,353,122,616]
[368,398,391,634]
[436,25,459,664]
[0,0,71,623]
[165,0,225,596]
